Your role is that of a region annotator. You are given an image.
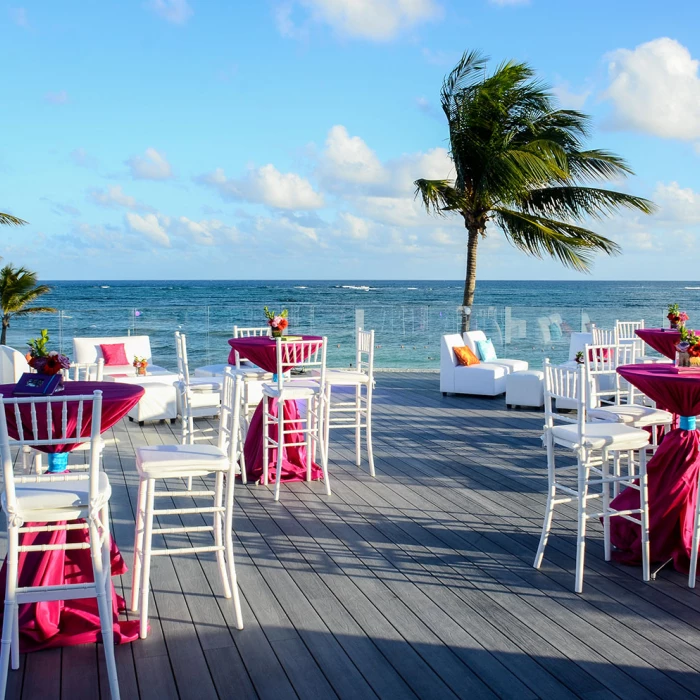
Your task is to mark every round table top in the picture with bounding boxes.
[0,380,145,452]
[636,328,681,360]
[617,363,700,416]
[228,335,323,374]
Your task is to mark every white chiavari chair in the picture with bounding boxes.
[533,360,651,592]
[591,324,617,346]
[322,328,376,476]
[130,367,244,637]
[0,390,121,699]
[261,337,330,501]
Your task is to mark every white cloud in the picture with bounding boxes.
[653,181,700,224]
[89,185,153,212]
[44,91,68,105]
[171,217,240,246]
[338,212,371,239]
[125,212,171,247]
[126,147,173,180]
[254,215,320,244]
[354,195,424,227]
[552,81,592,110]
[391,147,453,195]
[196,164,324,210]
[320,125,386,185]
[9,7,28,27]
[604,38,700,141]
[148,0,193,24]
[279,0,442,41]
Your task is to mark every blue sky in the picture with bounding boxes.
[2,0,700,281]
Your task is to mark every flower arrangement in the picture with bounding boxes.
[25,329,70,376]
[667,303,689,330]
[133,355,148,376]
[575,351,584,365]
[676,326,700,367]
[264,306,289,338]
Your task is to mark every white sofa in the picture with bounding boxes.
[440,333,528,397]
[73,336,169,376]
[0,346,30,383]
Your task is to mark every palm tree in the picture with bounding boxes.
[0,265,55,345]
[414,51,655,331]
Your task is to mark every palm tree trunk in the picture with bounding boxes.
[0,317,8,346]
[461,227,480,333]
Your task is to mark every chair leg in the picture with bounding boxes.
[366,382,375,478]
[131,478,147,611]
[306,400,313,483]
[214,472,232,598]
[318,394,331,497]
[262,397,269,486]
[224,470,244,630]
[533,438,556,569]
[139,479,156,639]
[575,453,590,594]
[612,451,620,498]
[354,384,362,467]
[0,526,19,692]
[602,451,611,562]
[323,385,331,468]
[639,447,651,582]
[91,505,120,700]
[274,399,284,502]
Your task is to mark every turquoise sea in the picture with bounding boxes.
[6,280,699,371]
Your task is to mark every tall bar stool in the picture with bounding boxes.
[0,390,121,699]
[533,360,651,593]
[131,367,244,637]
[261,337,329,501]
[322,328,376,476]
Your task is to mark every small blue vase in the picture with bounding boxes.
[47,453,68,473]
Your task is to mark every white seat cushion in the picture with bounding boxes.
[589,405,673,427]
[187,378,222,392]
[492,359,529,374]
[551,423,650,450]
[136,443,228,478]
[322,369,370,386]
[262,379,321,399]
[2,471,111,522]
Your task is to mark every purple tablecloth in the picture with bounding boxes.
[636,328,681,360]
[612,364,700,571]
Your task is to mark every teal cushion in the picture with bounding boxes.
[475,339,497,362]
[549,323,562,341]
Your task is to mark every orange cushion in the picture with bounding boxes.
[454,345,480,366]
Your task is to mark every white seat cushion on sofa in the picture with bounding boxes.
[2,471,111,523]
[463,331,529,373]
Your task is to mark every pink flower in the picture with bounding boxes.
[680,312,689,322]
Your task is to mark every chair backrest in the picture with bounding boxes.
[68,359,105,381]
[174,331,190,385]
[356,328,375,378]
[584,343,635,408]
[73,336,152,365]
[0,346,30,383]
[233,326,271,338]
[616,319,644,341]
[567,332,592,360]
[591,325,618,346]
[441,334,465,368]
[462,330,487,355]
[216,366,240,463]
[543,359,585,436]
[0,391,103,523]
[274,337,327,392]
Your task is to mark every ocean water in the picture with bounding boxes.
[5,280,698,371]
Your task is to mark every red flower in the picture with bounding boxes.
[277,318,288,331]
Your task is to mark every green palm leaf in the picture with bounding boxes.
[0,212,27,227]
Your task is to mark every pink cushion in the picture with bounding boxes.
[100,343,129,366]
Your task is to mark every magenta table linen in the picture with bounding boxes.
[636,328,681,360]
[0,380,145,652]
[611,364,700,571]
[228,336,324,483]
[0,381,144,453]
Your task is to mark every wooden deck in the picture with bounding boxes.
[5,370,700,699]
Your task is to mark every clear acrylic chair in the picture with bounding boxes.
[533,360,651,593]
[0,390,121,699]
[261,337,330,501]
[322,328,376,476]
[131,367,244,637]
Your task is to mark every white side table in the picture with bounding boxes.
[505,370,545,409]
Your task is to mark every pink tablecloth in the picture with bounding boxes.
[611,364,700,571]
[0,380,144,651]
[228,336,324,483]
[636,328,681,360]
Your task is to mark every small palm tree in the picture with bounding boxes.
[0,265,55,345]
[415,51,655,331]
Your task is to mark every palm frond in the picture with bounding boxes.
[566,150,635,182]
[413,179,463,216]
[0,212,27,227]
[519,187,657,222]
[13,306,57,317]
[493,207,621,271]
